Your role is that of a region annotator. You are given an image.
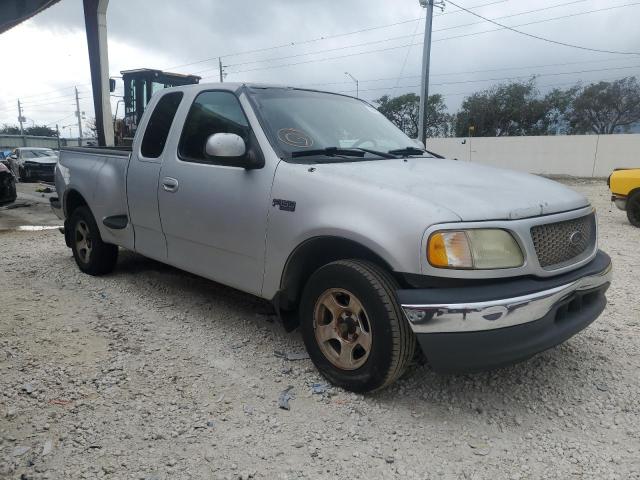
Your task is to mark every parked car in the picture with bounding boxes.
[7,147,58,182]
[0,162,17,205]
[51,84,612,392]
[608,168,640,227]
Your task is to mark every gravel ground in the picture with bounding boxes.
[1,179,639,480]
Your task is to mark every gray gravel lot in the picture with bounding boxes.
[1,179,639,480]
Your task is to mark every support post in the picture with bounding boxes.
[75,86,83,141]
[418,0,434,145]
[83,0,114,146]
[17,99,24,136]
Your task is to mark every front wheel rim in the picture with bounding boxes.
[75,220,92,264]
[313,288,372,370]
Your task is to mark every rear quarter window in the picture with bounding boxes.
[140,92,184,158]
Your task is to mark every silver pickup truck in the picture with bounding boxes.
[52,83,612,392]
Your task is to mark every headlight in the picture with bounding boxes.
[427,229,524,269]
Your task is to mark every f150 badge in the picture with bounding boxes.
[272,199,296,212]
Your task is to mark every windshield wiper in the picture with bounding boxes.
[388,147,444,158]
[351,148,398,159]
[291,147,365,158]
[291,147,397,159]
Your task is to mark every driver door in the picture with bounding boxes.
[158,90,276,296]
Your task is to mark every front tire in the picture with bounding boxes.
[627,191,640,228]
[69,206,118,275]
[299,259,415,392]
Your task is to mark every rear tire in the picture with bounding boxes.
[627,191,640,228]
[299,259,415,392]
[69,206,118,275]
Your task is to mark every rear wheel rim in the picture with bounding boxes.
[313,288,372,370]
[75,220,92,264]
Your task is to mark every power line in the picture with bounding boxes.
[297,56,640,87]
[21,91,83,106]
[20,96,87,110]
[432,2,640,45]
[433,0,589,33]
[445,0,640,55]
[214,2,640,77]
[213,0,592,73]
[340,64,640,95]
[163,0,509,72]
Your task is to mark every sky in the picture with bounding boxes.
[1,0,639,137]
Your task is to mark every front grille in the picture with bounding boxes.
[531,213,596,269]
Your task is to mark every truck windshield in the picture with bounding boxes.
[248,87,428,162]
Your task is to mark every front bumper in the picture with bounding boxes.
[398,250,612,372]
[22,163,55,181]
[611,194,627,211]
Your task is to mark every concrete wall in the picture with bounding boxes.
[0,135,97,150]
[426,134,640,178]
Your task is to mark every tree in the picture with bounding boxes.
[25,125,58,137]
[85,117,98,138]
[568,77,640,134]
[454,80,552,137]
[0,124,21,135]
[375,93,451,138]
[542,86,580,135]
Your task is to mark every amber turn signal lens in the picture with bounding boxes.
[427,231,473,268]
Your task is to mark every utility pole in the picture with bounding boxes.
[219,57,224,83]
[418,0,435,145]
[56,124,61,150]
[17,99,25,136]
[345,72,359,98]
[75,86,83,141]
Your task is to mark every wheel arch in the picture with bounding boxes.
[274,236,400,328]
[63,189,90,248]
[64,189,89,218]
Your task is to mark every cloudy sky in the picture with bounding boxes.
[1,0,639,137]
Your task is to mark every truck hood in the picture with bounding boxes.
[313,157,589,221]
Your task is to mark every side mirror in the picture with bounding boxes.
[205,133,246,158]
[204,133,264,170]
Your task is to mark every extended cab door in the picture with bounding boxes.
[126,91,184,261]
[157,89,277,296]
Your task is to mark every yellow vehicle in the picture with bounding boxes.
[608,168,640,227]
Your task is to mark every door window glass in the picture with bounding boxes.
[140,92,183,158]
[178,91,249,163]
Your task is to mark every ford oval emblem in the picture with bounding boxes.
[569,231,584,246]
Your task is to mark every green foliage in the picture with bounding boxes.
[25,125,58,137]
[568,77,640,134]
[453,80,557,137]
[375,93,452,138]
[0,124,21,135]
[0,124,58,136]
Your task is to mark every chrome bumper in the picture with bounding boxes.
[611,195,627,211]
[402,262,612,334]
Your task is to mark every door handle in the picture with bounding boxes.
[161,177,179,193]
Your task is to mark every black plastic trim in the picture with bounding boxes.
[102,215,128,230]
[416,283,609,373]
